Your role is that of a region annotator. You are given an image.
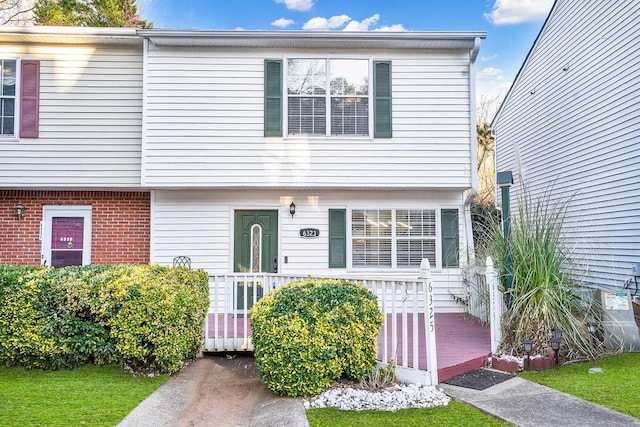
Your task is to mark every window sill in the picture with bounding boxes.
[284,135,374,141]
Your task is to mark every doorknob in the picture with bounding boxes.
[273,257,277,273]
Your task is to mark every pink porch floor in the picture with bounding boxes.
[206,312,490,383]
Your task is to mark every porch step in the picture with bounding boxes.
[438,354,489,383]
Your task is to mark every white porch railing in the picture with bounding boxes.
[485,257,504,354]
[203,259,439,385]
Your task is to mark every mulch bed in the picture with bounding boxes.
[442,369,515,390]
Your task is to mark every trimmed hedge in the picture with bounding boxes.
[250,279,383,396]
[0,264,209,374]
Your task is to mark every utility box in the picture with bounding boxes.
[595,289,640,351]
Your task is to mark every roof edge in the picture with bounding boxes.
[138,29,487,49]
[0,25,141,45]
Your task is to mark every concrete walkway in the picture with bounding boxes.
[117,356,639,427]
[117,357,308,427]
[440,376,640,427]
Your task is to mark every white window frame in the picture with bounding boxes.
[348,208,442,270]
[283,56,373,138]
[0,57,19,139]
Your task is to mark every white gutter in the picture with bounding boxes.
[138,29,486,49]
[463,36,482,264]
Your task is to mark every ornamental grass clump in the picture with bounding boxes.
[250,279,383,397]
[477,185,602,360]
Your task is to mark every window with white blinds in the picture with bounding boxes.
[286,58,369,137]
[351,209,436,268]
[396,209,436,267]
[352,209,392,267]
[0,59,16,136]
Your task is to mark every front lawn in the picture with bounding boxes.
[0,364,168,427]
[520,352,640,418]
[307,400,511,426]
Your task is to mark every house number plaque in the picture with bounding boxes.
[299,228,320,238]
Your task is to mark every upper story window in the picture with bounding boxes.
[264,59,391,139]
[286,59,369,137]
[1,59,17,137]
[0,58,40,139]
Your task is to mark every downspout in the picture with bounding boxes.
[463,37,481,265]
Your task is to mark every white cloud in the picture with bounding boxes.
[479,54,498,62]
[373,24,407,32]
[478,67,504,80]
[271,18,295,28]
[302,14,351,30]
[302,13,406,32]
[275,0,314,12]
[343,14,380,31]
[485,0,553,25]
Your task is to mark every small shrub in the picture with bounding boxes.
[250,279,383,397]
[359,359,397,391]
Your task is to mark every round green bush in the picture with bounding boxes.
[250,279,383,397]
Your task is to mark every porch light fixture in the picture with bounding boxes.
[289,201,296,218]
[550,337,561,365]
[14,203,25,219]
[522,338,533,370]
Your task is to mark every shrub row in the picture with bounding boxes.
[250,279,383,396]
[0,264,209,374]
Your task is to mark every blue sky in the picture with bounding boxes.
[139,0,554,110]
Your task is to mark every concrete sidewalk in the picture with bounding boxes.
[440,376,640,427]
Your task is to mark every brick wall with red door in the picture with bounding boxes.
[1,190,150,265]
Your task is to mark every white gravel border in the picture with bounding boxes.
[304,383,451,412]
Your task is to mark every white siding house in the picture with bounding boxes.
[139,31,486,312]
[493,0,640,291]
[0,28,486,314]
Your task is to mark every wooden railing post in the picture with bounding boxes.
[486,257,502,354]
[420,258,438,385]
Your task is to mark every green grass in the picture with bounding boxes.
[520,352,640,418]
[0,364,168,427]
[307,400,512,426]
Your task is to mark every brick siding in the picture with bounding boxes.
[1,190,150,265]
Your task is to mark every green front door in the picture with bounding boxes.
[234,210,278,273]
[233,210,278,310]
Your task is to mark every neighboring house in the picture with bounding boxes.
[492,0,640,292]
[0,27,150,267]
[1,27,486,312]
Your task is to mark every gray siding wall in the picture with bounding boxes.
[0,43,143,188]
[142,47,473,189]
[494,0,640,290]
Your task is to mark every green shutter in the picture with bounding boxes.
[328,209,346,268]
[373,61,392,138]
[264,60,282,137]
[441,209,459,268]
